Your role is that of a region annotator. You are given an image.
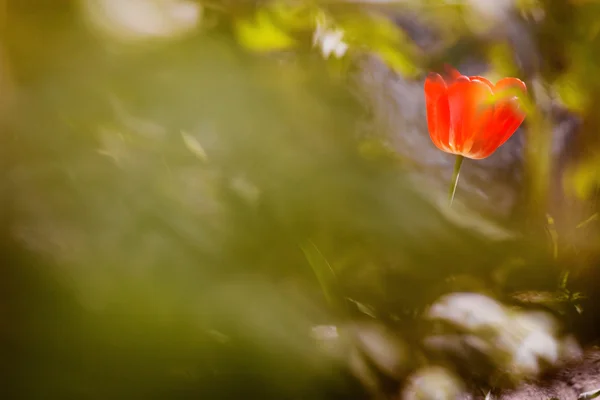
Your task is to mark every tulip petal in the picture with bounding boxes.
[447,77,495,155]
[469,111,525,159]
[477,78,527,158]
[470,76,494,90]
[425,73,451,152]
[467,78,527,159]
[495,77,527,94]
[489,104,525,151]
[444,64,463,82]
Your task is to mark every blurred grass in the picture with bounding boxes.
[2,0,600,399]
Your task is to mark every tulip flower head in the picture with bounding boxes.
[424,66,527,160]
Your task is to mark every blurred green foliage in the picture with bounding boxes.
[2,0,600,399]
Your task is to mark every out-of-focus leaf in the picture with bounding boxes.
[511,290,573,315]
[301,240,340,311]
[181,131,208,162]
[269,1,317,31]
[516,0,542,13]
[346,298,376,318]
[578,388,600,400]
[357,139,398,164]
[546,214,558,259]
[487,42,520,78]
[577,213,599,229]
[564,156,600,200]
[337,13,420,77]
[375,45,419,78]
[234,9,297,52]
[554,72,590,113]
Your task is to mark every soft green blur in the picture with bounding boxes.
[2,1,600,399]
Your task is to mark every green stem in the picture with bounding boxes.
[448,155,464,206]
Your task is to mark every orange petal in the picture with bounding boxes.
[483,106,525,158]
[447,77,495,155]
[468,78,527,159]
[495,77,527,94]
[425,73,451,152]
[469,76,494,89]
[443,64,463,82]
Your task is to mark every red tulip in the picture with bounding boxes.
[424,67,527,160]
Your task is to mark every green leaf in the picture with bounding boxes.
[300,240,340,311]
[565,156,600,200]
[234,9,297,52]
[336,13,420,77]
[554,72,590,113]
